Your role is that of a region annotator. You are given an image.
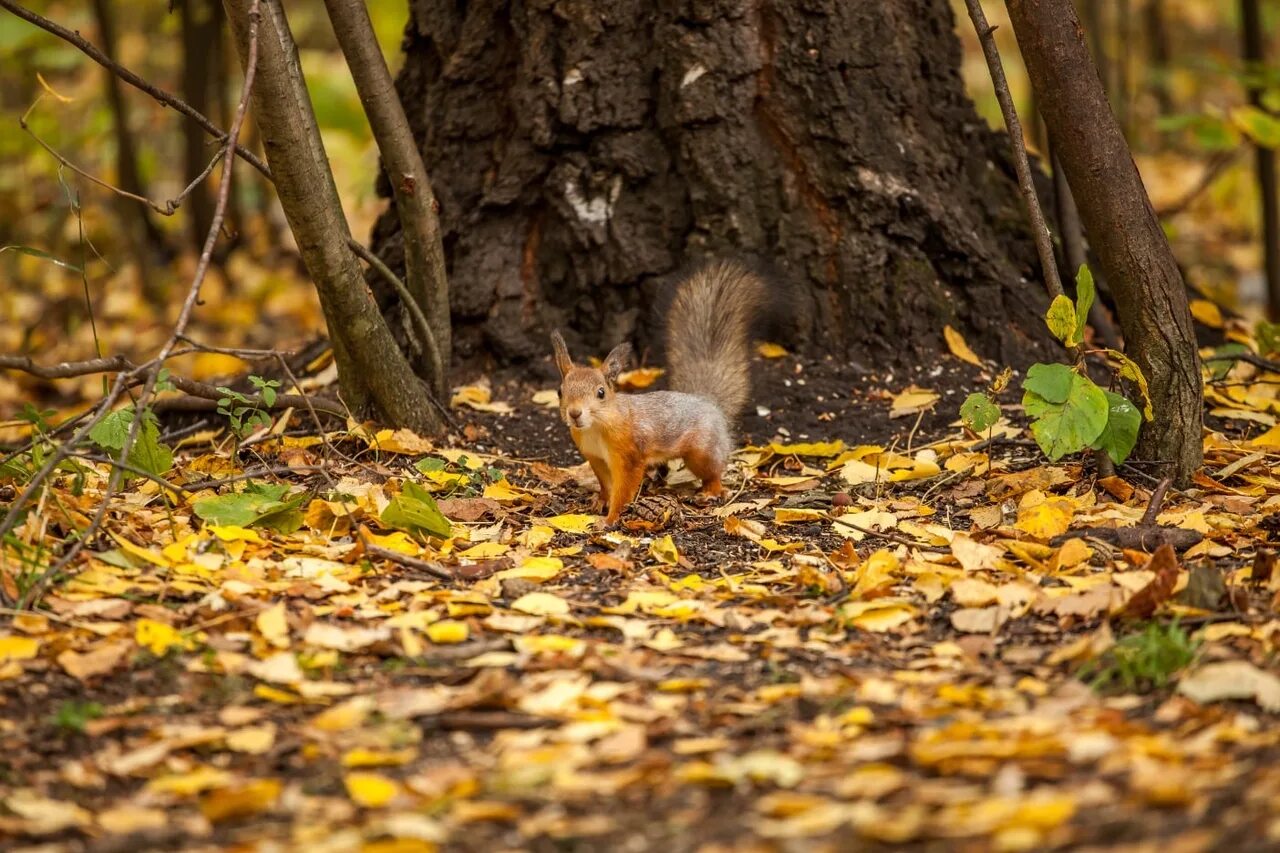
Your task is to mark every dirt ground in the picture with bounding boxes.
[3,349,1279,853]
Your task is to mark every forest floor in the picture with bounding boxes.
[3,340,1280,853]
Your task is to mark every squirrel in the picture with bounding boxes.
[550,260,766,526]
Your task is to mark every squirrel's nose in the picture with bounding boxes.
[568,407,583,421]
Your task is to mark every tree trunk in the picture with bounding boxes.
[179,0,223,254]
[372,0,1058,366]
[1007,0,1203,485]
[222,0,440,433]
[90,0,166,300]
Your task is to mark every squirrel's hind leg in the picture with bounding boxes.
[683,448,725,502]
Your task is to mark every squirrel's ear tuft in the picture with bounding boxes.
[550,330,573,377]
[602,342,633,385]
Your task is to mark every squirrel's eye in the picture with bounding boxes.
[596,387,606,400]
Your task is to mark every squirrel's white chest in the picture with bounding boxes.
[574,426,610,462]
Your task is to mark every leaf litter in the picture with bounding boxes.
[3,329,1280,851]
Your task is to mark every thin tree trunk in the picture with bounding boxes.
[179,0,221,254]
[323,0,449,400]
[1007,0,1203,485]
[90,0,166,298]
[222,0,440,433]
[1241,0,1280,320]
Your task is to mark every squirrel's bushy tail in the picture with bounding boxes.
[666,260,767,421]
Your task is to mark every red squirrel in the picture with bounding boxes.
[550,261,765,525]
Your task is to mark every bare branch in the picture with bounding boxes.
[7,0,265,610]
[0,0,272,180]
[348,238,443,386]
[962,0,1064,299]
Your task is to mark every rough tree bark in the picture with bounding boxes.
[371,0,1059,366]
[1007,0,1203,484]
[222,0,440,432]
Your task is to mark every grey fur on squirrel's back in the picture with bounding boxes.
[665,261,766,422]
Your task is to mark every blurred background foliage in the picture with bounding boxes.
[0,0,1276,421]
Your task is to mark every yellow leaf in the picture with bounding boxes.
[96,804,167,835]
[547,513,596,534]
[514,634,586,656]
[135,619,196,656]
[206,525,264,543]
[617,366,664,390]
[0,635,39,664]
[342,747,418,768]
[256,602,290,649]
[774,507,827,524]
[1015,496,1075,540]
[520,525,555,549]
[483,479,533,502]
[370,428,434,455]
[1249,424,1280,448]
[253,684,302,704]
[110,533,171,567]
[225,725,276,754]
[494,556,564,582]
[451,384,513,414]
[769,440,845,457]
[4,791,90,834]
[345,772,400,808]
[145,765,233,797]
[426,620,469,644]
[511,591,571,616]
[944,325,983,366]
[841,600,918,632]
[310,696,376,732]
[531,389,560,407]
[457,541,510,559]
[1189,299,1223,329]
[889,386,939,418]
[1045,294,1079,344]
[757,342,788,358]
[57,640,130,681]
[200,779,281,822]
[649,535,680,565]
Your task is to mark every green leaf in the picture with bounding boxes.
[1103,350,1154,420]
[1073,266,1095,346]
[0,244,82,273]
[1023,371,1110,461]
[193,481,305,533]
[959,393,1000,433]
[1232,105,1280,149]
[89,408,173,479]
[414,457,448,473]
[1090,391,1142,464]
[131,413,174,479]
[1207,342,1251,381]
[380,480,451,539]
[1023,362,1075,405]
[89,409,132,452]
[1045,295,1078,346]
[1256,321,1280,356]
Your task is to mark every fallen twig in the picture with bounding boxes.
[360,536,454,582]
[826,513,948,552]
